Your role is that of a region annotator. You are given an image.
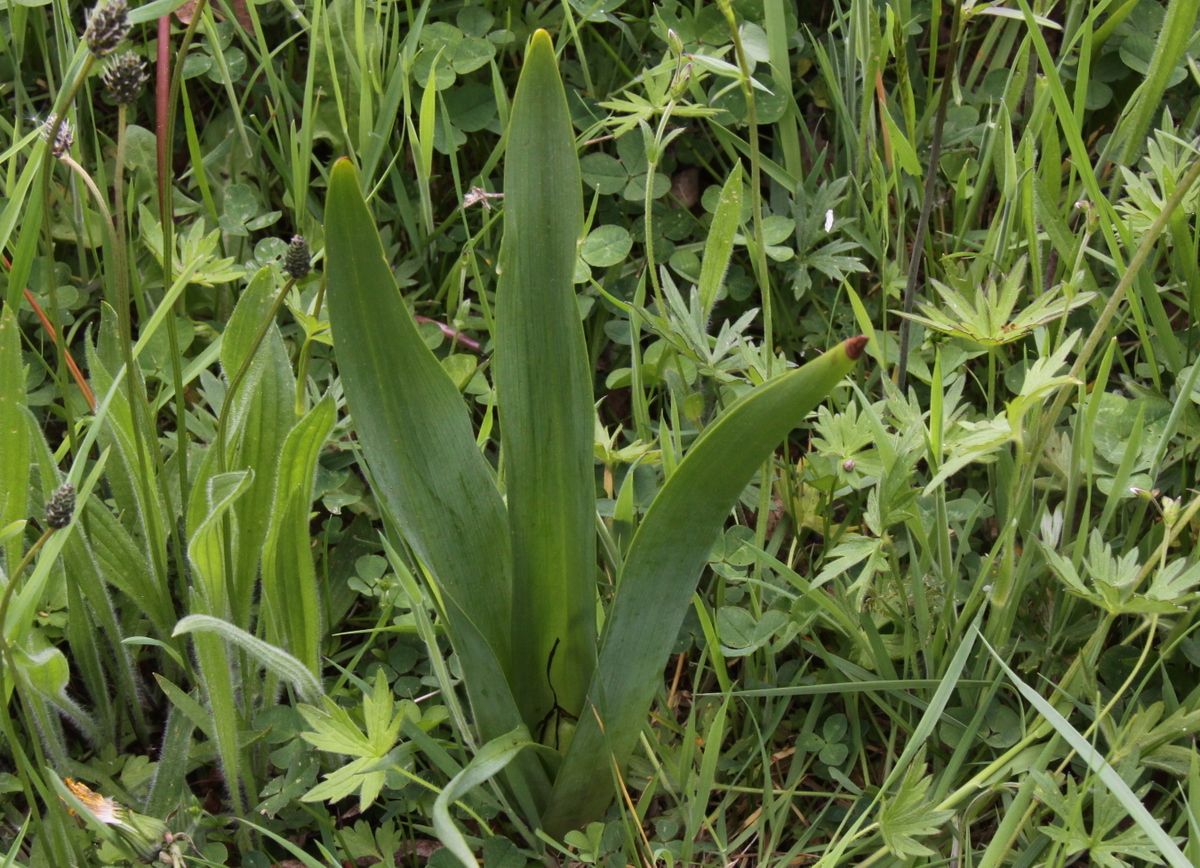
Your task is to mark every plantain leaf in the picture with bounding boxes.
[0,305,29,579]
[173,614,322,703]
[86,498,177,643]
[86,313,171,586]
[183,469,255,813]
[186,469,253,617]
[496,29,595,734]
[543,336,867,833]
[261,394,335,675]
[219,268,296,630]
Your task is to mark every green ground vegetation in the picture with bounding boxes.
[2,0,1200,865]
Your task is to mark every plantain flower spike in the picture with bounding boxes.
[41,115,74,160]
[45,482,76,529]
[85,0,131,58]
[283,235,312,279]
[103,51,149,104]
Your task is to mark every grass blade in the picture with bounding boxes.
[0,306,30,579]
[983,637,1193,868]
[698,163,742,317]
[432,728,533,868]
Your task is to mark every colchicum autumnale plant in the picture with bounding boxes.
[323,30,865,838]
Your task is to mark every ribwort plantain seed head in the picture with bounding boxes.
[41,115,74,159]
[86,0,131,58]
[103,52,149,105]
[45,483,76,530]
[284,235,311,279]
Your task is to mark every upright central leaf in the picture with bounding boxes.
[496,30,595,738]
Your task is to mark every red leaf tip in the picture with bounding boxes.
[845,335,868,360]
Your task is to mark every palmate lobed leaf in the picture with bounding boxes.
[878,761,955,857]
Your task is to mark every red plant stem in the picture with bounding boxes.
[414,316,481,352]
[1,253,95,411]
[22,289,97,412]
[156,16,170,223]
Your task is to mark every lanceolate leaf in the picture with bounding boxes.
[698,163,742,317]
[324,158,513,672]
[261,394,336,675]
[543,336,867,833]
[496,29,595,733]
[0,306,29,579]
[221,269,297,630]
[324,159,553,815]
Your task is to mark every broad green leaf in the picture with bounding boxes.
[698,164,741,315]
[496,29,596,732]
[261,394,335,674]
[324,159,552,814]
[543,336,866,833]
[0,305,30,578]
[324,158,512,666]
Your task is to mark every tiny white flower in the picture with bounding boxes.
[824,209,834,232]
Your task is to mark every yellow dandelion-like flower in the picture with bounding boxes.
[62,778,168,861]
[65,778,122,824]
